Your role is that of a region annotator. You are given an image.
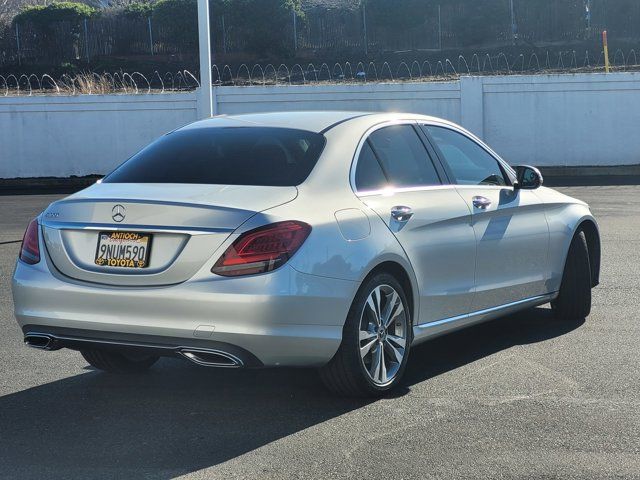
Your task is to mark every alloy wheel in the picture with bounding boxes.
[358,284,408,386]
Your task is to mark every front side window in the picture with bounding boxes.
[424,126,507,186]
[104,127,325,186]
[354,125,440,191]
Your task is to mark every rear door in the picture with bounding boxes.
[422,124,550,311]
[354,122,476,324]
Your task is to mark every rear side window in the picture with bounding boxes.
[104,127,326,186]
[355,125,440,191]
[424,126,507,186]
[354,142,388,191]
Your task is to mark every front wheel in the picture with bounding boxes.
[551,230,592,321]
[319,273,412,397]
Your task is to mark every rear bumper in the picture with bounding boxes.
[12,261,358,367]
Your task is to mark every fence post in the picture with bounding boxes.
[148,17,154,55]
[292,9,298,52]
[509,0,517,45]
[83,18,90,63]
[15,23,21,66]
[221,15,227,54]
[362,2,368,56]
[438,4,442,51]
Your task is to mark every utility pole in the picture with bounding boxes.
[509,0,517,45]
[197,0,213,118]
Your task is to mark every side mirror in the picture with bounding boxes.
[515,165,543,190]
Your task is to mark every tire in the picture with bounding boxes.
[81,349,159,374]
[551,230,592,321]
[319,272,412,397]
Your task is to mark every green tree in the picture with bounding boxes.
[14,2,97,30]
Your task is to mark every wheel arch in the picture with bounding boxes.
[561,216,600,289]
[360,260,418,326]
[577,219,601,287]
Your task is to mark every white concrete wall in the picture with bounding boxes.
[480,74,640,167]
[215,82,462,124]
[1,72,639,178]
[0,93,197,178]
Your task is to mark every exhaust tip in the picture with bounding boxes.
[179,348,243,368]
[24,334,58,350]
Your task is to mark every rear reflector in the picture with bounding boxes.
[212,221,311,277]
[20,218,40,265]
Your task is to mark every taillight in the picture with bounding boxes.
[212,221,311,277]
[19,218,40,265]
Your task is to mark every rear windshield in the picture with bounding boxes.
[103,126,326,186]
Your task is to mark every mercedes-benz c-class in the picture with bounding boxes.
[12,112,600,396]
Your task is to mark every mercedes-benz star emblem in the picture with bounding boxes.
[111,204,126,223]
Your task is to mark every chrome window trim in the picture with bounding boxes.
[350,119,517,198]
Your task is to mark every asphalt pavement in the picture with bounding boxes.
[0,186,638,479]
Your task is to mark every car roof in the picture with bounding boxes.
[180,111,450,134]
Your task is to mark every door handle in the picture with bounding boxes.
[472,196,492,210]
[391,206,414,222]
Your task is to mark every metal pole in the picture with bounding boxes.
[585,0,591,36]
[197,0,214,118]
[148,17,154,55]
[83,18,90,63]
[221,14,227,54]
[362,2,368,56]
[15,23,21,66]
[438,4,442,51]
[509,0,517,45]
[293,9,298,52]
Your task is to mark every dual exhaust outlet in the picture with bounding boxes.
[24,334,243,368]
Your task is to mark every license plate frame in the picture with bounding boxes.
[94,231,152,269]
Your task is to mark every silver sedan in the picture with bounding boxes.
[12,112,600,397]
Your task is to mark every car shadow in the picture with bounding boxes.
[0,306,582,478]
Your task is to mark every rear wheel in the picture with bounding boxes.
[81,349,159,374]
[320,273,412,397]
[551,230,592,321]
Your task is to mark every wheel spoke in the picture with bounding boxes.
[381,291,398,327]
[370,343,382,380]
[359,330,376,342]
[366,290,381,326]
[384,299,404,329]
[360,338,377,358]
[387,334,406,349]
[380,347,388,383]
[385,339,404,364]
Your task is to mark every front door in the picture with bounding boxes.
[422,124,550,311]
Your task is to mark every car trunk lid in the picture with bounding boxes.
[41,183,297,286]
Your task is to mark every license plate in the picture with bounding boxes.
[94,231,152,269]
